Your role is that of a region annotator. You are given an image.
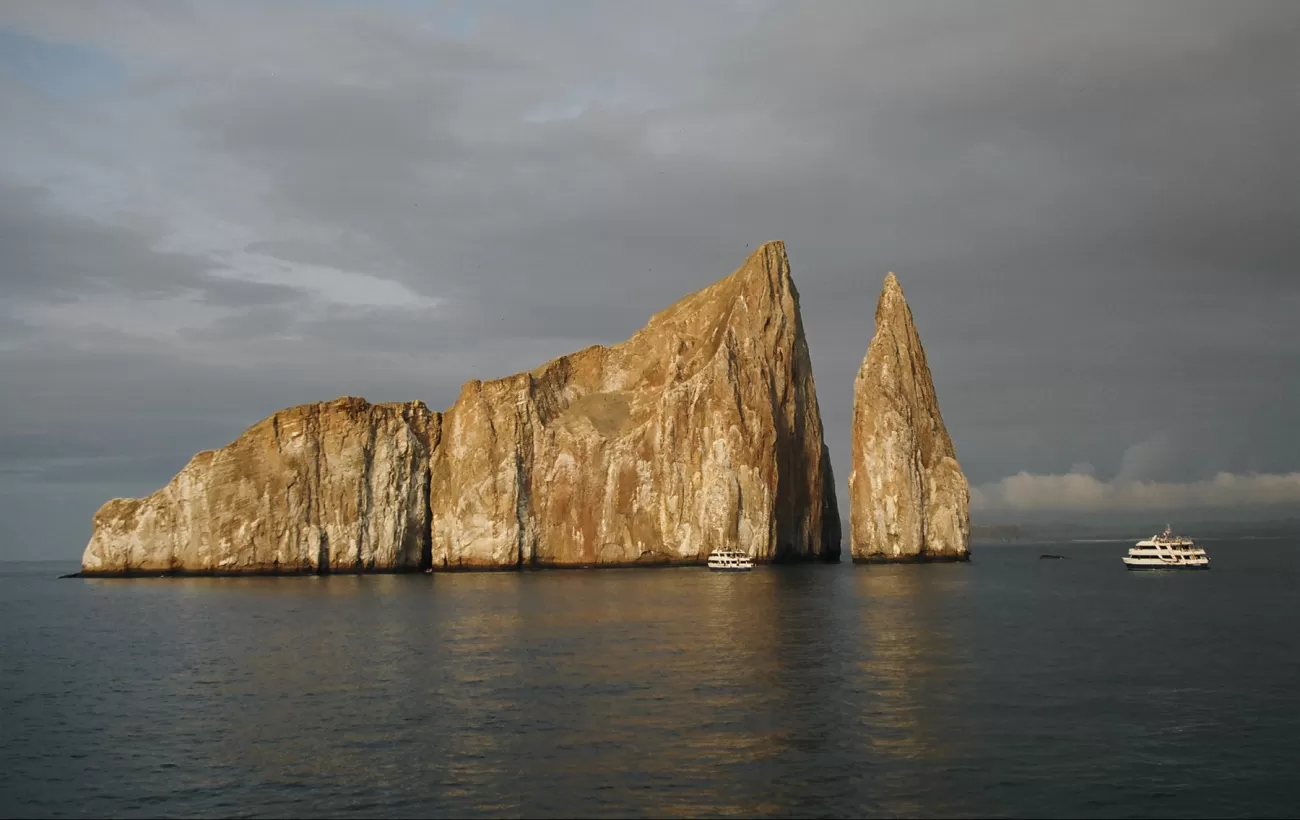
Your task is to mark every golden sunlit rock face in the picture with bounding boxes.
[849,273,970,563]
[81,398,437,574]
[81,242,841,574]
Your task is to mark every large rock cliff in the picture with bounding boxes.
[81,399,437,574]
[849,273,970,563]
[81,241,841,574]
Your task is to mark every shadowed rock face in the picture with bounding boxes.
[81,242,841,575]
[849,273,970,563]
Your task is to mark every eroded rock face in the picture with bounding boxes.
[81,242,841,574]
[81,398,437,574]
[849,273,970,563]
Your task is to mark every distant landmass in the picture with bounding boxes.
[970,524,1025,542]
[970,517,1300,543]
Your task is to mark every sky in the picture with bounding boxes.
[1,1,1298,559]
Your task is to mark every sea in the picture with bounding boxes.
[2,539,1298,819]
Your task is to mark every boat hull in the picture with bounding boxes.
[707,565,753,572]
[1122,561,1210,571]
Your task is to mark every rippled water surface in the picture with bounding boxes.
[3,540,1298,818]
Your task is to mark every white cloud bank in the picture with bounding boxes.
[971,469,1300,513]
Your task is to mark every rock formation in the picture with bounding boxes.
[849,273,970,562]
[82,399,437,575]
[81,241,841,575]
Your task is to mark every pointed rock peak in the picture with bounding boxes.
[731,240,790,289]
[645,240,793,331]
[875,270,913,325]
[726,240,801,319]
[749,239,787,263]
[880,271,907,301]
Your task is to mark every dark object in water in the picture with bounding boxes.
[1039,554,1069,560]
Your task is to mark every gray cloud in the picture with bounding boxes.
[972,469,1300,515]
[0,183,211,301]
[0,1,1297,558]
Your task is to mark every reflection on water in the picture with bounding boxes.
[855,566,973,817]
[4,544,1299,819]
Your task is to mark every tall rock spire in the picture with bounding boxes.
[849,272,969,562]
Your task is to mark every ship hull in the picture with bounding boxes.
[1122,561,1211,571]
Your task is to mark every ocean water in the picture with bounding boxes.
[2,540,1298,819]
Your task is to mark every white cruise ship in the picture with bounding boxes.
[1122,527,1211,570]
[706,549,754,572]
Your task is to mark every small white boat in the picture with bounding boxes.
[706,549,754,572]
[1122,527,1210,570]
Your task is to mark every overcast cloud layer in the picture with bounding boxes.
[1,1,1298,559]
